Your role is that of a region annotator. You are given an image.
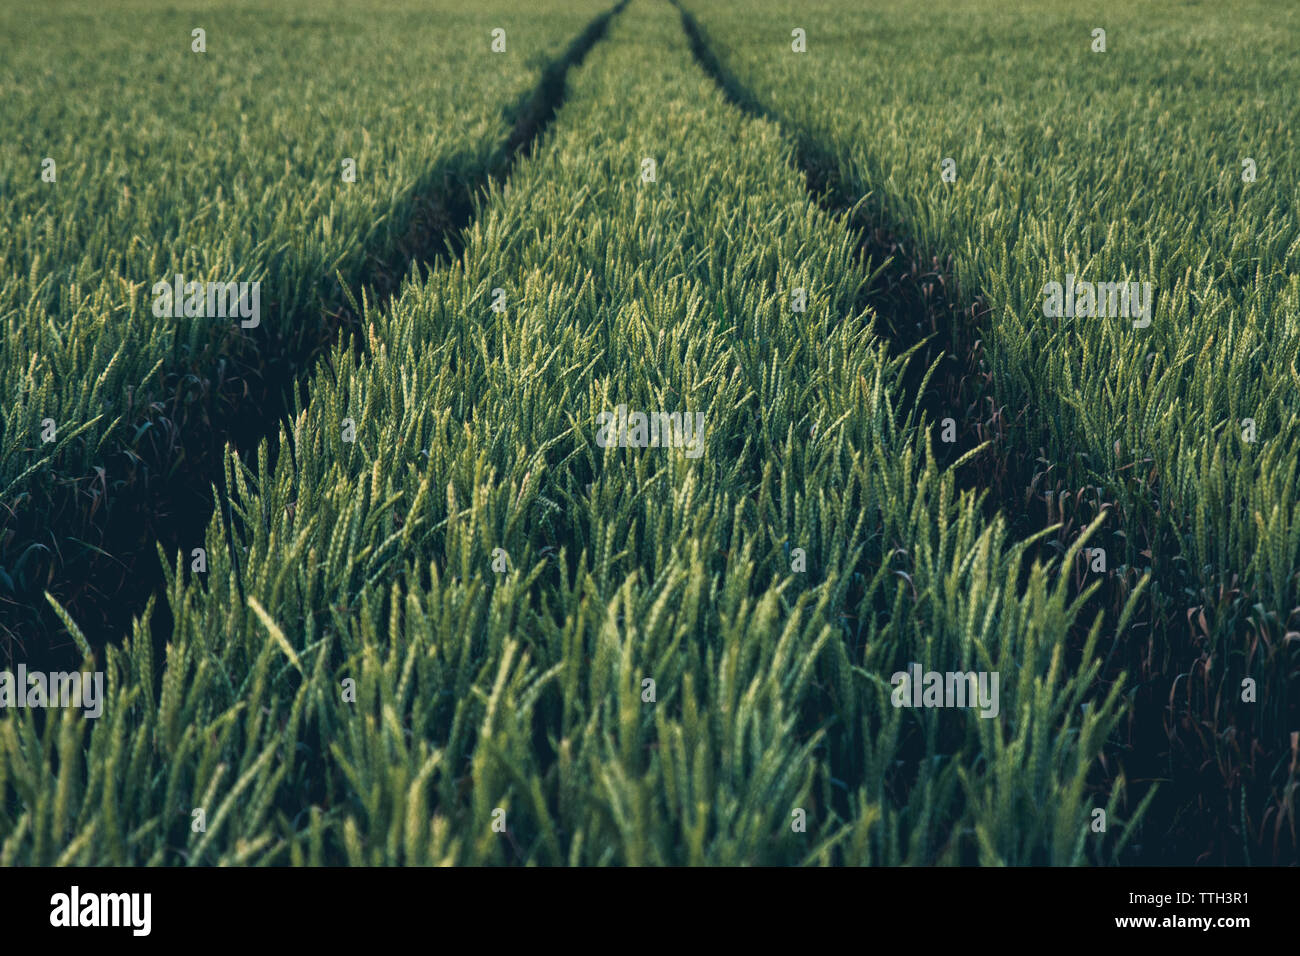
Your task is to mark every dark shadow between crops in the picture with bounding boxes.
[1,0,630,671]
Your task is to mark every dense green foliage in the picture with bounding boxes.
[1,0,1291,865]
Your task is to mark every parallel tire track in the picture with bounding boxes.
[9,0,629,668]
[668,0,1179,862]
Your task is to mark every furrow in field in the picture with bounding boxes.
[672,0,989,497]
[672,0,1132,766]
[675,0,1300,863]
[1,0,623,659]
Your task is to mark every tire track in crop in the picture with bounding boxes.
[671,0,1102,573]
[674,0,1300,867]
[669,0,1174,860]
[14,0,629,667]
[671,0,996,497]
